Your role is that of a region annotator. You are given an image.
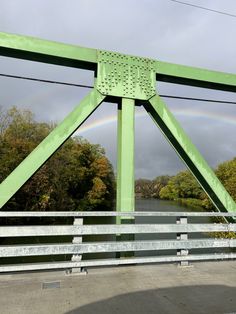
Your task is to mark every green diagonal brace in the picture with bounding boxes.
[145,94,236,213]
[0,89,105,208]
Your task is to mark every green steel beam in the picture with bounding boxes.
[116,98,135,257]
[116,103,122,224]
[145,94,236,213]
[0,89,105,208]
[156,61,236,92]
[0,32,97,70]
[1,32,236,92]
[116,98,135,223]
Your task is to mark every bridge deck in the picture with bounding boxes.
[0,261,236,314]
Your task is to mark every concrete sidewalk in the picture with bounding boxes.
[0,261,236,314]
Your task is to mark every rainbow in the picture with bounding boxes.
[76,107,236,135]
[10,85,236,134]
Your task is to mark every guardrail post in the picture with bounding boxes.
[176,216,189,266]
[69,218,85,274]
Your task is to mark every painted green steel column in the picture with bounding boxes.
[116,98,135,258]
[116,98,135,219]
[116,98,135,226]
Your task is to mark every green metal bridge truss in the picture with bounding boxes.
[0,32,236,217]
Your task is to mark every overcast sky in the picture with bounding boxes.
[0,0,236,179]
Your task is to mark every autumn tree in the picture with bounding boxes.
[0,107,115,212]
[135,175,171,199]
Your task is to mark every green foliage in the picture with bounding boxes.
[201,158,236,210]
[159,158,236,211]
[216,158,236,200]
[0,107,115,211]
[159,171,205,201]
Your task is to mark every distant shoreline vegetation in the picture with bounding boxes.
[135,158,236,212]
[136,162,236,239]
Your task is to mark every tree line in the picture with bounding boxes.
[136,158,236,210]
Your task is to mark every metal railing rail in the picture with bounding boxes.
[0,211,236,273]
[0,211,236,217]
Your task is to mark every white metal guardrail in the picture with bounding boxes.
[0,211,236,273]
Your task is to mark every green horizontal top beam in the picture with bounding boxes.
[156,61,236,92]
[0,32,97,70]
[0,32,236,92]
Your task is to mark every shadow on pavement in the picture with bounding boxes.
[66,284,236,314]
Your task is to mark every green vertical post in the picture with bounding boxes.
[116,98,135,256]
[116,98,135,219]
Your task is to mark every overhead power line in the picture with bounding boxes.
[0,73,92,89]
[169,0,236,18]
[159,94,236,105]
[0,72,236,105]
